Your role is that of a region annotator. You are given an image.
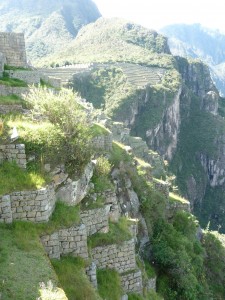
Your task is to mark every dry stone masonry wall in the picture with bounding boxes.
[0,84,29,97]
[6,70,41,84]
[0,185,56,223]
[80,205,111,236]
[121,270,143,294]
[0,144,27,168]
[92,133,113,151]
[41,224,88,260]
[0,104,23,114]
[91,239,136,274]
[0,32,27,67]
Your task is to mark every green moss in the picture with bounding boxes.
[4,65,32,71]
[97,269,122,300]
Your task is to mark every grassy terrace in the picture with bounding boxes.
[0,94,24,105]
[0,74,28,87]
[0,161,47,196]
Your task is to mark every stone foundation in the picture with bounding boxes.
[6,70,41,84]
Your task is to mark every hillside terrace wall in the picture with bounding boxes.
[0,104,23,114]
[121,270,143,294]
[92,133,113,151]
[80,205,111,236]
[0,84,29,97]
[0,185,56,223]
[91,239,136,274]
[6,70,41,85]
[0,32,27,67]
[0,144,27,168]
[41,224,88,260]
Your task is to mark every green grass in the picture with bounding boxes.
[110,141,132,167]
[0,94,24,105]
[52,256,101,300]
[0,161,47,196]
[4,65,32,71]
[37,201,80,235]
[0,224,58,300]
[0,73,28,87]
[90,123,111,137]
[169,192,189,204]
[88,217,132,248]
[97,269,122,300]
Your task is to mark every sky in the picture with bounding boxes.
[93,0,225,32]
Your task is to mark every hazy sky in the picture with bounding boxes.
[93,0,225,32]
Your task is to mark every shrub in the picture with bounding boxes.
[24,87,93,175]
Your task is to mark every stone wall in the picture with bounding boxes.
[0,52,6,77]
[121,270,143,294]
[86,263,98,289]
[0,185,56,223]
[80,206,110,236]
[6,70,41,84]
[0,195,12,223]
[92,133,113,151]
[166,199,191,219]
[0,144,27,168]
[0,84,29,97]
[0,104,23,114]
[41,74,62,89]
[91,239,136,274]
[41,224,88,260]
[0,32,27,67]
[146,277,156,292]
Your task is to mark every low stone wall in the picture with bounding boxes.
[91,239,136,274]
[166,200,191,219]
[0,195,12,223]
[56,162,94,206]
[6,70,41,84]
[121,270,143,294]
[41,74,62,89]
[86,263,98,289]
[80,206,110,236]
[0,104,23,114]
[146,277,156,292]
[41,224,88,260]
[0,185,56,223]
[0,144,27,168]
[0,84,29,97]
[92,133,113,151]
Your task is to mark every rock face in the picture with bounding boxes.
[56,161,95,205]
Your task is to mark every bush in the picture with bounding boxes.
[24,87,93,175]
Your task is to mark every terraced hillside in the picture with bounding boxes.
[117,63,166,87]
